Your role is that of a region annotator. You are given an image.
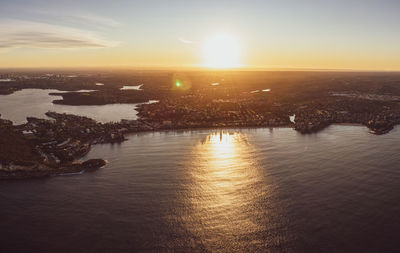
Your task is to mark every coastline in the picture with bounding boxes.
[332,123,365,127]
[2,79,400,179]
[0,159,107,180]
[1,111,398,180]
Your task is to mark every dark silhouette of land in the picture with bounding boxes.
[2,70,400,178]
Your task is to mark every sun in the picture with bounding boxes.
[203,33,241,69]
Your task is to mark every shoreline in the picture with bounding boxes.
[118,123,379,140]
[2,80,400,180]
[0,159,107,180]
[0,118,372,180]
[0,124,365,180]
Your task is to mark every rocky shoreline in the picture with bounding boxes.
[0,111,119,180]
[1,108,399,180]
[3,72,400,179]
[0,159,106,180]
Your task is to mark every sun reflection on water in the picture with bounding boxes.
[182,131,283,251]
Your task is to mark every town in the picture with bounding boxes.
[2,70,400,178]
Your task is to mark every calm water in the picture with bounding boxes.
[1,125,400,252]
[0,89,142,124]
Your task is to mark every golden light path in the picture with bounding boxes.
[182,131,284,251]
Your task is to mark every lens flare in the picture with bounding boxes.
[172,74,191,90]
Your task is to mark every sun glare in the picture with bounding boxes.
[203,33,241,69]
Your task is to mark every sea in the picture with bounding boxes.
[0,89,400,252]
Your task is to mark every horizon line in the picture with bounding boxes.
[1,65,400,73]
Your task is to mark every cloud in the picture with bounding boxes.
[0,19,119,49]
[68,13,122,27]
[29,10,122,28]
[179,37,196,44]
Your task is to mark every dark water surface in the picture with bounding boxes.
[1,126,400,252]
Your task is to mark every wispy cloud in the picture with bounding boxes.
[179,37,196,44]
[68,13,121,27]
[0,19,119,50]
[29,10,122,28]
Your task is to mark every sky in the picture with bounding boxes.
[1,0,400,70]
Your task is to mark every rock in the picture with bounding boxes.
[81,159,106,171]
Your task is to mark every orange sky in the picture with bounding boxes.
[1,0,400,71]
